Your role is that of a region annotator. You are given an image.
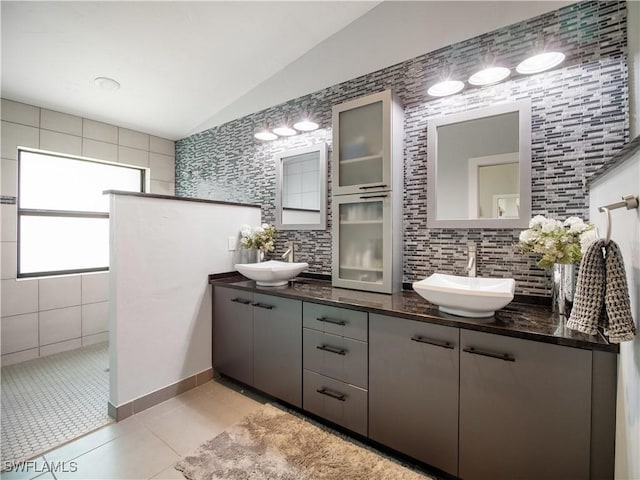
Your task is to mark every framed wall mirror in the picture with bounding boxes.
[427,100,532,228]
[275,143,327,230]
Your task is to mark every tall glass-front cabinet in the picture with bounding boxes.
[332,90,404,293]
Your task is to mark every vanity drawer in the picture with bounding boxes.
[303,370,368,436]
[303,328,367,389]
[303,302,367,341]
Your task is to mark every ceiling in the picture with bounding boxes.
[1,1,572,141]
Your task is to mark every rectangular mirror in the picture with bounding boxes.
[427,100,531,228]
[275,143,327,230]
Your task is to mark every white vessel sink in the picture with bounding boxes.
[235,260,309,286]
[413,273,516,318]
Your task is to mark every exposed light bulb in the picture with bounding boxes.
[468,66,511,86]
[516,51,565,74]
[427,80,465,97]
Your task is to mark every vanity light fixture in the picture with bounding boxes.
[293,118,319,132]
[427,79,465,97]
[254,127,277,141]
[272,122,298,137]
[468,66,511,86]
[516,51,565,74]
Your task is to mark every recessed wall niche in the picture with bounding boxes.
[176,1,629,297]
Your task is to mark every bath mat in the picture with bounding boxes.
[175,403,433,480]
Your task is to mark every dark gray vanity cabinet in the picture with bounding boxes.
[369,313,460,476]
[302,302,369,436]
[213,287,254,386]
[458,329,592,480]
[213,287,302,407]
[253,293,302,407]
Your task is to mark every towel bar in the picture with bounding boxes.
[598,194,639,244]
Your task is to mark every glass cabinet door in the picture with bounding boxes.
[332,194,391,292]
[332,91,391,195]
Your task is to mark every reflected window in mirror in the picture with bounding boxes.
[275,143,327,230]
[427,100,531,228]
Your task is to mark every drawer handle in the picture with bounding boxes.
[463,347,515,362]
[411,336,454,350]
[359,194,388,200]
[317,316,346,326]
[316,387,346,402]
[230,298,251,305]
[359,184,387,190]
[252,302,274,310]
[316,345,347,356]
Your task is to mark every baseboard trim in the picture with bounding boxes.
[108,367,214,421]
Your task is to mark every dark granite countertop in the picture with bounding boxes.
[210,275,618,353]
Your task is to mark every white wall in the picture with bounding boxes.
[589,151,640,480]
[0,99,176,365]
[108,194,260,407]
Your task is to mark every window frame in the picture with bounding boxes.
[17,147,148,278]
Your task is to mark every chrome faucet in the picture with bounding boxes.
[466,242,477,277]
[281,241,295,263]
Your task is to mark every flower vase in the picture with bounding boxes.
[240,248,264,264]
[551,263,577,317]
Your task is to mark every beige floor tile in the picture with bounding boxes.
[140,398,245,456]
[134,388,208,425]
[149,464,185,479]
[197,380,264,414]
[54,427,178,480]
[43,416,143,464]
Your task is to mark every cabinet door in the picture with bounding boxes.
[332,194,392,293]
[332,91,390,196]
[253,293,302,407]
[213,287,253,386]
[369,314,459,476]
[459,330,591,480]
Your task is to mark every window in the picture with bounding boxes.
[17,149,146,277]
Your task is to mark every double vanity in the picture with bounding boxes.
[210,275,617,480]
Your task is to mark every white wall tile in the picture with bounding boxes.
[82,272,109,304]
[1,279,38,316]
[118,128,149,150]
[40,109,82,136]
[1,312,38,354]
[118,146,149,167]
[0,347,39,366]
[39,306,81,345]
[82,332,108,346]
[1,121,39,160]
[83,119,118,144]
[1,241,17,279]
[149,153,175,182]
[39,275,81,311]
[150,180,174,196]
[40,129,82,156]
[83,138,118,163]
[82,301,108,336]
[1,158,17,197]
[40,338,81,357]
[149,136,174,156]
[1,99,39,127]
[1,204,16,241]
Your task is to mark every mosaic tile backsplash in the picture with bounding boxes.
[176,1,629,296]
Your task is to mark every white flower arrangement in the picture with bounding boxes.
[239,223,276,253]
[517,215,595,268]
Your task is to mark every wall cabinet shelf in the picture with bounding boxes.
[331,90,404,294]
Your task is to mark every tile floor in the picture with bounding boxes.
[1,379,266,479]
[1,343,112,466]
